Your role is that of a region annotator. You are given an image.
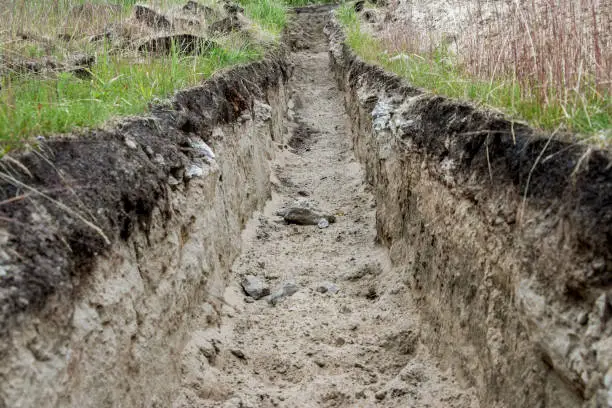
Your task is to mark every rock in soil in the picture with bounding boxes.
[241,275,270,300]
[283,207,336,226]
[268,282,300,305]
[316,282,339,294]
[230,349,246,360]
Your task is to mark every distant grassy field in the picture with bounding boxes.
[337,2,611,141]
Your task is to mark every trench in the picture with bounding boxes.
[170,7,479,408]
[1,4,610,408]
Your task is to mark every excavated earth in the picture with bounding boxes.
[0,4,611,408]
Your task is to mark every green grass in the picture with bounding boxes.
[0,0,338,147]
[336,4,611,138]
[239,0,335,34]
[0,44,260,148]
[0,0,286,147]
[240,0,288,34]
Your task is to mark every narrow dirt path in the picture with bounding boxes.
[174,7,479,408]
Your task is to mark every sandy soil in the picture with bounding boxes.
[173,7,480,408]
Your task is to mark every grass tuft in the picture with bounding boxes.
[239,0,287,34]
[0,43,260,148]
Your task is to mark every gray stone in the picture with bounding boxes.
[316,282,339,294]
[340,305,352,314]
[268,282,300,305]
[282,282,299,296]
[154,154,165,165]
[595,292,611,322]
[314,359,326,367]
[124,137,137,149]
[241,275,270,300]
[167,175,181,186]
[283,207,336,226]
[189,138,216,160]
[343,263,381,281]
[375,390,387,400]
[317,218,330,229]
[185,164,204,179]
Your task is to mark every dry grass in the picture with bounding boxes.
[462,0,610,113]
[361,0,611,137]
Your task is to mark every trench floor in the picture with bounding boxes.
[175,7,480,408]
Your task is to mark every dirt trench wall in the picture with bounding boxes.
[327,20,612,408]
[0,57,288,407]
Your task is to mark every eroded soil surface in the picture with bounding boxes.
[173,7,480,407]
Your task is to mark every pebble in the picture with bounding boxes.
[167,175,181,186]
[268,282,300,305]
[189,138,216,160]
[318,218,330,229]
[375,390,387,400]
[241,275,270,300]
[124,137,138,149]
[283,207,336,226]
[185,164,204,179]
[153,154,165,165]
[340,305,352,314]
[316,282,339,294]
